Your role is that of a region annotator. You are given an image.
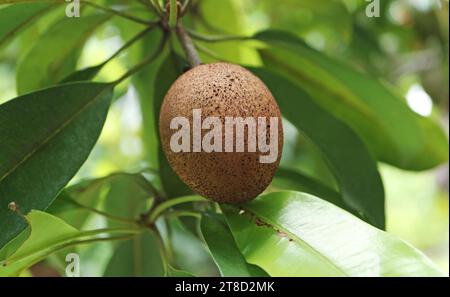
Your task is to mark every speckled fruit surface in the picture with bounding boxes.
[159,63,283,204]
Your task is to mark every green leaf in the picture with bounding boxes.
[0,2,52,48]
[48,182,107,230]
[101,173,155,228]
[103,230,164,277]
[133,29,166,168]
[154,53,192,198]
[0,228,29,261]
[60,24,160,84]
[196,0,248,64]
[223,191,444,277]
[273,167,352,215]
[59,65,103,83]
[255,30,449,171]
[0,210,139,276]
[0,210,77,276]
[167,266,196,277]
[200,213,269,277]
[165,217,219,276]
[16,13,110,94]
[252,68,385,229]
[256,0,352,49]
[46,172,157,276]
[50,172,157,230]
[0,82,114,249]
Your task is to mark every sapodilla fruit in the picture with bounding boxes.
[159,63,283,204]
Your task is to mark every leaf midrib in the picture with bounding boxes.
[0,83,112,185]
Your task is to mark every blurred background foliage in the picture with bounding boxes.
[0,0,448,275]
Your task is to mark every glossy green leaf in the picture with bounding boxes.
[49,172,157,231]
[223,191,444,277]
[255,0,352,49]
[60,65,103,83]
[0,210,77,276]
[103,230,164,277]
[133,29,166,169]
[165,217,219,277]
[196,0,247,64]
[101,173,155,228]
[17,13,110,94]
[154,53,192,198]
[48,182,106,230]
[0,2,52,48]
[0,82,114,249]
[252,68,385,229]
[255,30,449,171]
[0,228,29,261]
[167,266,195,277]
[0,210,140,276]
[273,168,351,214]
[201,213,269,277]
[46,172,157,276]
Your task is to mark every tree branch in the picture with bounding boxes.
[176,21,201,67]
[81,1,154,25]
[114,33,168,85]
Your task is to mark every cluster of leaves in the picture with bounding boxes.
[0,0,448,276]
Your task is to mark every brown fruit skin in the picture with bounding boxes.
[159,63,283,204]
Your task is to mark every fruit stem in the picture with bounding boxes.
[176,21,202,67]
